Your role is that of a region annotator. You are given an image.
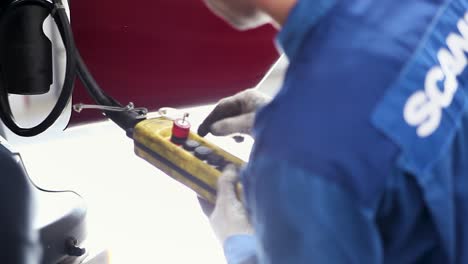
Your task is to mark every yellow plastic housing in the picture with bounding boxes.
[133,117,245,204]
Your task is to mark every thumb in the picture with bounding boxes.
[210,113,255,136]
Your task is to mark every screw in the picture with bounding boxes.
[65,237,86,257]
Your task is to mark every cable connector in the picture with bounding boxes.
[73,102,148,118]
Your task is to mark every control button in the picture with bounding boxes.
[232,135,245,143]
[207,153,225,166]
[171,113,191,145]
[194,146,213,160]
[183,140,200,151]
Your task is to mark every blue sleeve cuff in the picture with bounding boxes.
[223,235,258,264]
[277,0,337,61]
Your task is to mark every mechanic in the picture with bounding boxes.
[198,0,468,263]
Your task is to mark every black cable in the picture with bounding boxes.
[0,0,76,137]
[75,50,121,107]
[75,50,143,133]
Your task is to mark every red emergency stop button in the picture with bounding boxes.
[171,113,191,145]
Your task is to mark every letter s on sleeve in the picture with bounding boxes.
[404,91,431,126]
[417,102,442,137]
[404,90,442,138]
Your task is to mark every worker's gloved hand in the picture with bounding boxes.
[198,89,271,137]
[202,0,270,30]
[209,164,253,243]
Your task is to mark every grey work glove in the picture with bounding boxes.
[209,165,253,243]
[198,89,271,137]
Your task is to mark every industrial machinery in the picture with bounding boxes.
[0,1,257,263]
[0,139,87,264]
[0,1,88,263]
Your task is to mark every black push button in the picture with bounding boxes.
[194,146,213,160]
[207,153,224,166]
[183,140,200,151]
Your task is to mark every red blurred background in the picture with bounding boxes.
[70,0,279,124]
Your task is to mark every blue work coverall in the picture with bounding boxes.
[224,0,468,263]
